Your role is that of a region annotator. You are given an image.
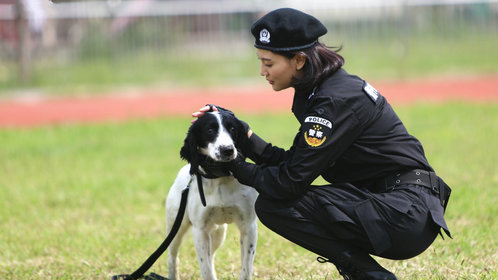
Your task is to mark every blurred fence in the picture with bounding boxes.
[1,0,497,87]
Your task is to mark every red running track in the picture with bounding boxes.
[0,75,497,128]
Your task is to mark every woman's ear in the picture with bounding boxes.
[294,53,306,71]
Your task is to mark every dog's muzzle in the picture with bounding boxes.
[216,145,237,161]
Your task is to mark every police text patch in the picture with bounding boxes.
[303,116,332,147]
[363,81,380,103]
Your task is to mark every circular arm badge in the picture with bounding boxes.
[303,116,333,147]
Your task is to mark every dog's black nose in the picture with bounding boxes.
[219,145,235,157]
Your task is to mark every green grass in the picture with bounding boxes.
[1,103,497,279]
[1,32,497,95]
[339,33,498,80]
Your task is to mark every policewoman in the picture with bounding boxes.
[195,8,452,280]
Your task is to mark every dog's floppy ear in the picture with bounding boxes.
[180,125,200,175]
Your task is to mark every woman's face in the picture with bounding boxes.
[257,49,305,91]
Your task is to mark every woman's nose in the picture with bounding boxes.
[259,65,266,76]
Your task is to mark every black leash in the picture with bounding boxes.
[112,178,192,280]
[195,170,207,207]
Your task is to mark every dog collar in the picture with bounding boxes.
[199,165,231,179]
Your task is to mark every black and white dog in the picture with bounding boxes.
[165,109,258,280]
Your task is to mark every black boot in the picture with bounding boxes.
[317,251,398,280]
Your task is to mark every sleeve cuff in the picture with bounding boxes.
[229,159,258,187]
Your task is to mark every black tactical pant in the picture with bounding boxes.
[254,183,440,261]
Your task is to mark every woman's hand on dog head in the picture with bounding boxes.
[191,105,253,138]
[191,105,219,123]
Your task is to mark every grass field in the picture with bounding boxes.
[1,102,497,279]
[2,33,497,95]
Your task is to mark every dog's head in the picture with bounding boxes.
[180,110,248,175]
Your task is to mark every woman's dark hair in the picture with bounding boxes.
[277,42,345,93]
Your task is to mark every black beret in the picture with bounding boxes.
[251,8,327,52]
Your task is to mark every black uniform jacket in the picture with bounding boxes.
[231,68,451,247]
[235,68,432,196]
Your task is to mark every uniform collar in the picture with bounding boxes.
[291,68,347,122]
[292,86,318,123]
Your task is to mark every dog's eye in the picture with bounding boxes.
[207,128,215,134]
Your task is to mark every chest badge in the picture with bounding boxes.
[303,116,332,147]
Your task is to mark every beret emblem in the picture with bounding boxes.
[259,29,270,44]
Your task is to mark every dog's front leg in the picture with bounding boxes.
[238,222,258,280]
[192,227,217,280]
[167,220,190,280]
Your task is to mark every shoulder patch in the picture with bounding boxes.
[303,116,332,147]
[363,81,380,103]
